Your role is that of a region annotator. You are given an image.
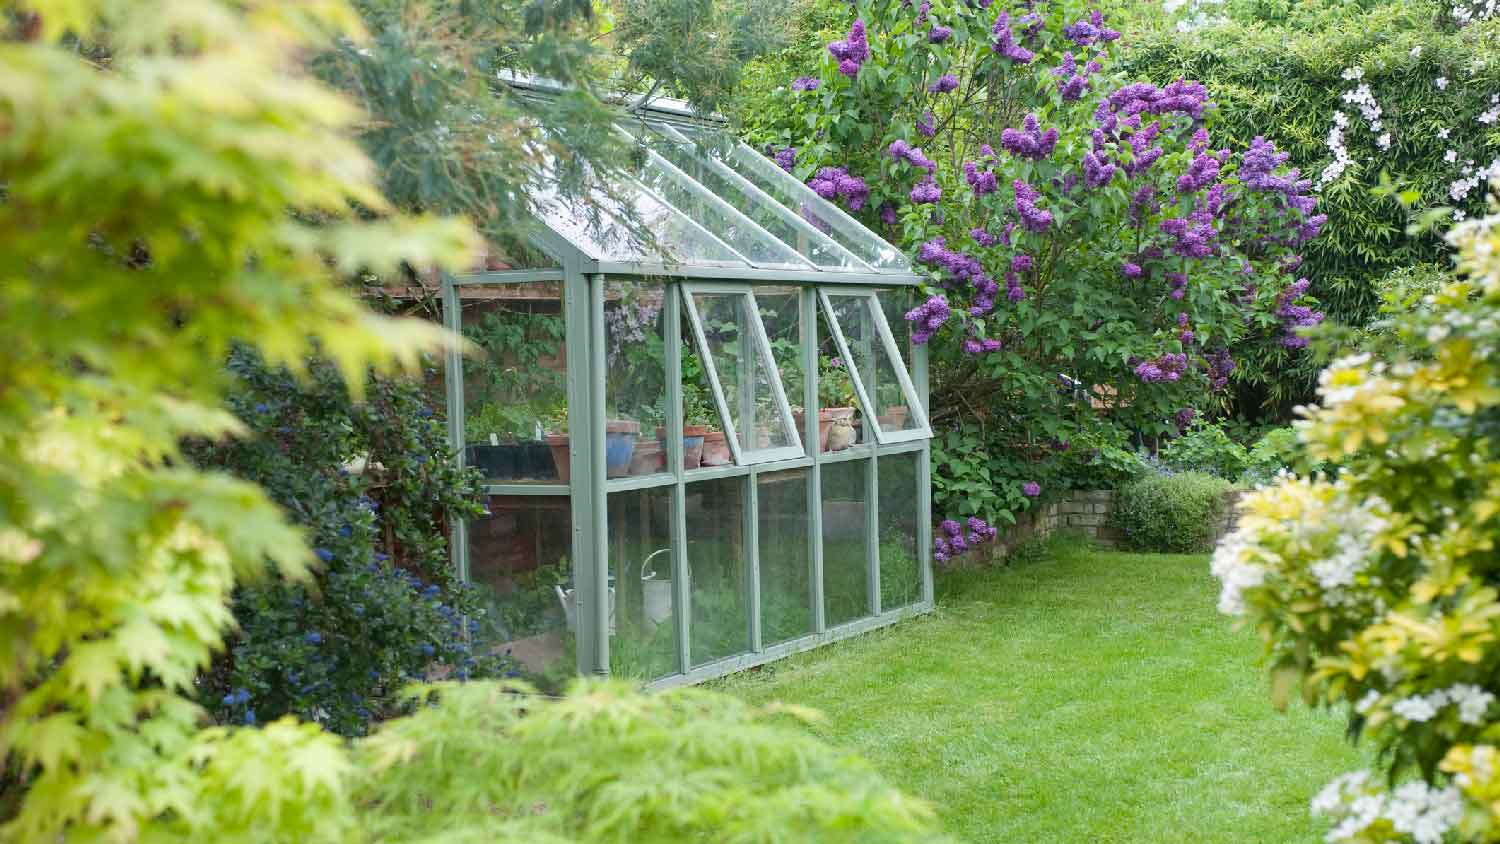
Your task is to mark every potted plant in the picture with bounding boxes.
[817,355,858,452]
[604,411,641,478]
[541,402,572,483]
[465,402,558,479]
[628,402,667,475]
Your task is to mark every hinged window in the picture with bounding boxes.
[818,289,930,444]
[681,284,804,464]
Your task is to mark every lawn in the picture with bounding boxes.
[714,539,1366,843]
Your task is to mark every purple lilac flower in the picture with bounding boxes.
[879,201,899,225]
[1174,407,1197,428]
[904,294,951,343]
[1128,185,1157,226]
[1166,271,1188,300]
[963,160,998,195]
[1013,180,1052,232]
[1052,51,1098,101]
[829,20,871,77]
[1134,352,1189,383]
[917,0,931,24]
[991,11,1034,63]
[910,176,942,204]
[1063,9,1120,46]
[1203,348,1234,389]
[1160,206,1217,258]
[1083,150,1115,188]
[929,24,953,42]
[791,76,821,92]
[807,166,869,211]
[1011,254,1034,272]
[971,227,997,247]
[1179,329,1195,345]
[1121,261,1142,279]
[888,139,938,173]
[917,110,937,137]
[941,518,962,537]
[1276,278,1324,348]
[1005,271,1026,301]
[1177,312,1189,327]
[772,146,796,172]
[1176,152,1221,193]
[1022,481,1041,497]
[1000,113,1059,160]
[929,73,959,93]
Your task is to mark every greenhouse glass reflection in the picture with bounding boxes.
[441,86,934,687]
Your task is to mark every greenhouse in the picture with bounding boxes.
[442,90,933,686]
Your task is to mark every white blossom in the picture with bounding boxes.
[1437,76,1450,90]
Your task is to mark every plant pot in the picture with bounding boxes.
[545,434,571,483]
[656,425,707,470]
[701,430,732,466]
[878,405,910,432]
[521,441,557,479]
[466,443,518,479]
[628,438,665,475]
[819,407,856,452]
[605,420,641,478]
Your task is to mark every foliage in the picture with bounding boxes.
[1211,188,1500,842]
[1160,421,1250,479]
[0,0,476,839]
[1123,0,1500,412]
[464,303,566,441]
[318,0,785,262]
[187,350,514,737]
[355,679,949,844]
[1238,424,1326,486]
[1112,472,1233,552]
[734,0,1325,530]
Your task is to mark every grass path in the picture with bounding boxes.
[714,542,1365,843]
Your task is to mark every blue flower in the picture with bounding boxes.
[244,709,257,725]
[420,643,435,657]
[314,548,333,563]
[305,632,323,645]
[254,403,270,414]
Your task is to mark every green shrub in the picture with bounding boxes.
[1112,472,1234,553]
[1160,423,1252,480]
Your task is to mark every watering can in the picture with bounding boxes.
[639,547,675,626]
[555,582,615,635]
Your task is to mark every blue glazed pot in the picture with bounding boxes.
[604,420,640,478]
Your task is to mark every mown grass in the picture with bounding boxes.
[714,537,1366,843]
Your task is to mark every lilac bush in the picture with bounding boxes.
[744,0,1325,526]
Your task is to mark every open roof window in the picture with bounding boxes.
[682,284,803,465]
[819,289,929,444]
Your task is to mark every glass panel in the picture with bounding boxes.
[681,311,732,469]
[606,487,679,681]
[530,155,746,266]
[671,124,913,272]
[758,469,814,646]
[468,495,573,679]
[827,294,922,438]
[816,307,865,451]
[822,459,871,627]
[604,280,666,478]
[620,138,814,271]
[878,454,922,611]
[459,283,567,483]
[757,287,806,442]
[686,477,751,666]
[688,290,798,459]
[619,120,866,272]
[879,286,918,384]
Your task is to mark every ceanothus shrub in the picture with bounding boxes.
[745,0,1326,537]
[1212,187,1500,843]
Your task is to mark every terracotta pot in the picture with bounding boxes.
[878,405,910,431]
[656,425,707,469]
[628,438,665,475]
[701,430,732,466]
[545,434,571,483]
[604,419,640,478]
[819,407,856,452]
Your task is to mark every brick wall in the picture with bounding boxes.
[952,488,1246,565]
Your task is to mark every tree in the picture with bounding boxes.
[734,0,1325,530]
[0,2,475,838]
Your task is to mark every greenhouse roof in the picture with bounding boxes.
[509,75,918,284]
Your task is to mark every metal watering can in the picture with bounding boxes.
[555,547,678,633]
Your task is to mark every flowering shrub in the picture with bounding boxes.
[1125,0,1500,408]
[1159,420,1250,479]
[187,350,514,736]
[1212,186,1500,843]
[1112,471,1232,552]
[743,0,1323,527]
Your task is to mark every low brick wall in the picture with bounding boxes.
[954,488,1246,564]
